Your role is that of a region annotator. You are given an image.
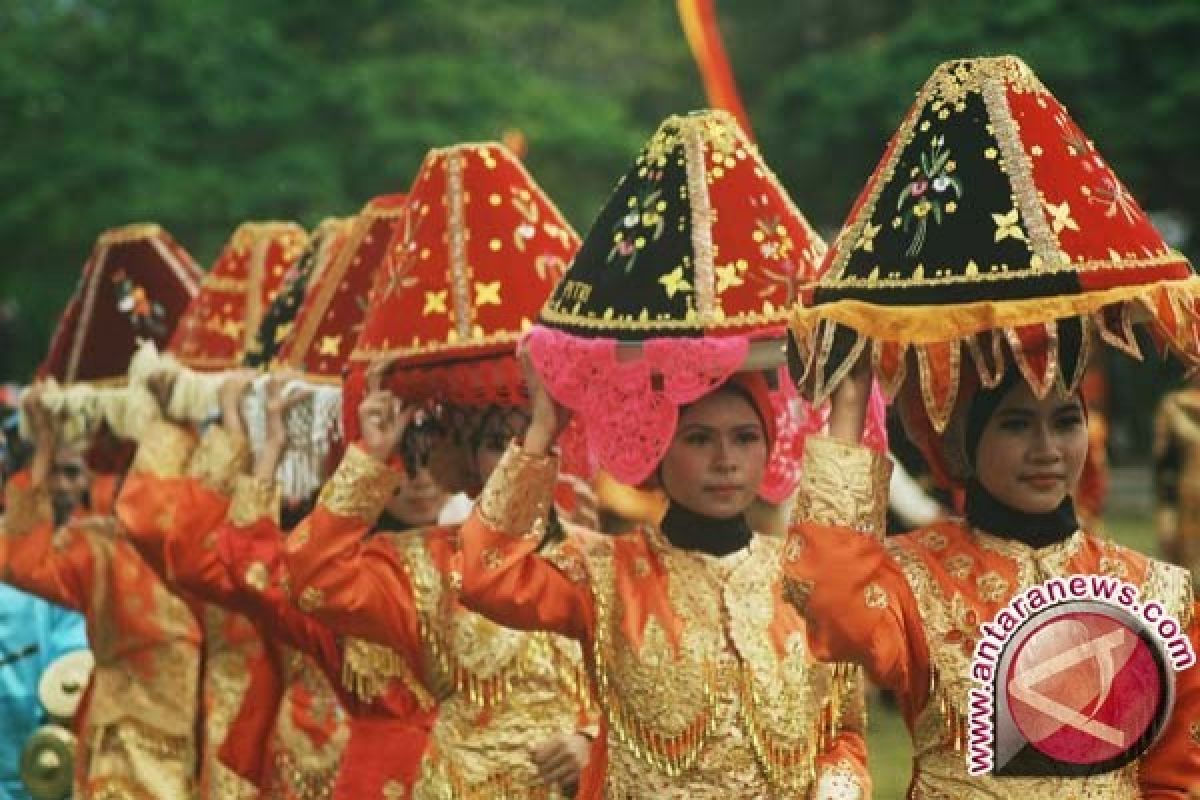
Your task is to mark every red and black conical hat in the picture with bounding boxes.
[791,55,1200,431]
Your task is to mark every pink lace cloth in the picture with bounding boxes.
[527,326,859,503]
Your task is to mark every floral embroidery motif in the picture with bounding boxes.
[1190,720,1200,746]
[608,183,667,273]
[113,269,168,337]
[896,135,963,256]
[1085,174,1139,224]
[864,583,888,610]
[992,208,1026,242]
[1099,554,1128,580]
[378,204,426,302]
[658,266,692,299]
[244,562,269,592]
[976,571,1009,603]
[297,586,323,612]
[747,194,808,305]
[919,530,948,552]
[943,553,974,580]
[481,548,503,571]
[942,592,980,656]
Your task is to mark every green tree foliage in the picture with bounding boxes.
[0,0,697,379]
[1,0,1197,463]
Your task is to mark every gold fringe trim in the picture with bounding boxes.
[340,637,435,711]
[794,277,1200,431]
[792,273,1200,346]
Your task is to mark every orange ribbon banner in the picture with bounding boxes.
[676,0,754,141]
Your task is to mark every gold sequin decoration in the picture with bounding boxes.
[317,445,401,521]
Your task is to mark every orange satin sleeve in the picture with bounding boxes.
[783,521,931,706]
[219,510,344,668]
[117,471,198,580]
[459,512,596,644]
[282,445,423,657]
[3,471,97,610]
[1138,602,1200,797]
[159,477,242,606]
[458,443,595,643]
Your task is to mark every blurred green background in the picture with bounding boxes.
[2,0,1198,458]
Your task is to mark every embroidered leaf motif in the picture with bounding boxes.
[607,182,667,274]
[896,135,964,258]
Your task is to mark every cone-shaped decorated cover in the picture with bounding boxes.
[169,221,308,371]
[540,109,824,338]
[350,143,578,406]
[526,110,827,497]
[40,223,202,384]
[244,217,354,369]
[278,195,409,379]
[791,56,1200,431]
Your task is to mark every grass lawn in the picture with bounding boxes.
[863,512,1161,797]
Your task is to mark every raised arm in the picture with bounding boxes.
[1,389,100,610]
[282,386,425,654]
[783,363,931,702]
[218,473,343,665]
[459,443,595,642]
[458,352,596,642]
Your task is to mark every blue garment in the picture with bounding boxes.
[0,584,88,800]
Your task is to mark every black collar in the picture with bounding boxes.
[659,502,752,557]
[964,479,1078,549]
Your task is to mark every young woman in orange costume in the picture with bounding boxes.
[453,110,871,798]
[784,56,1200,797]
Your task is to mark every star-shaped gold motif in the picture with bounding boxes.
[221,318,243,340]
[474,280,502,306]
[1042,199,1080,234]
[715,264,744,293]
[658,266,692,298]
[992,209,1026,242]
[857,221,882,253]
[423,290,448,315]
[318,335,342,356]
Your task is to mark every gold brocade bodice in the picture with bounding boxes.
[202,605,263,799]
[890,529,1191,799]
[81,525,202,739]
[270,650,349,800]
[400,536,588,799]
[585,529,854,798]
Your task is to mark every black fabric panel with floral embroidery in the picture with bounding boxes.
[243,235,322,367]
[540,138,703,340]
[816,91,1080,307]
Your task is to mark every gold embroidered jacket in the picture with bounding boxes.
[117,419,269,800]
[784,435,1200,798]
[2,471,202,799]
[282,445,594,800]
[118,420,350,800]
[458,443,871,799]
